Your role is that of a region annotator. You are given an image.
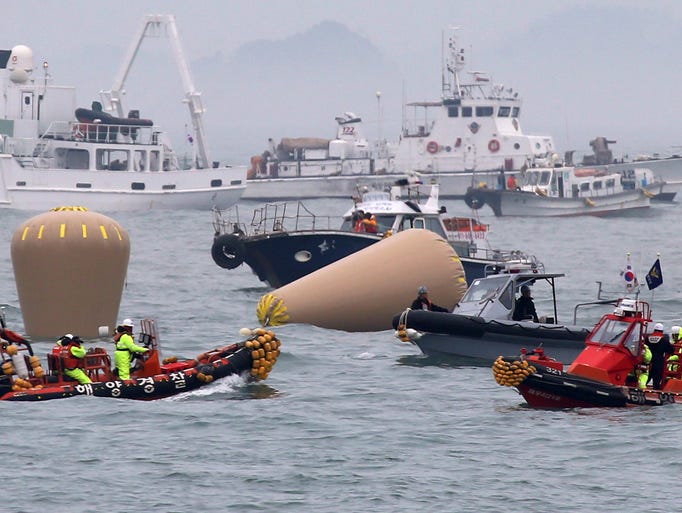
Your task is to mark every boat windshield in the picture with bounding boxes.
[524,170,553,186]
[460,275,509,303]
[590,318,636,347]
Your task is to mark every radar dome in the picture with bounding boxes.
[8,45,34,84]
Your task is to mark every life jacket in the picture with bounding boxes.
[115,332,135,353]
[58,342,83,370]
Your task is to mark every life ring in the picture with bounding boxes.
[426,141,439,154]
[488,139,500,152]
[464,189,486,210]
[211,234,246,269]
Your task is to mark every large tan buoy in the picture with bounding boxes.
[11,206,130,339]
[256,229,468,332]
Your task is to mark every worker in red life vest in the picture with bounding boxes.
[353,210,365,232]
[53,334,92,384]
[507,174,519,190]
[114,319,149,380]
[361,212,378,233]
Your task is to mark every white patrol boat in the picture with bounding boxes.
[0,14,246,211]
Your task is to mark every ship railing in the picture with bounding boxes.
[35,121,160,146]
[481,249,545,275]
[212,202,337,238]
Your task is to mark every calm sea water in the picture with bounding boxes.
[0,198,680,513]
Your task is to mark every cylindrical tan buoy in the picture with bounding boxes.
[256,229,468,332]
[11,206,130,339]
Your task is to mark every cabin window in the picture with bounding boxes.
[96,149,130,171]
[498,106,511,117]
[423,217,447,237]
[57,148,89,170]
[498,283,513,310]
[590,318,631,347]
[605,178,615,188]
[539,171,552,185]
[135,150,147,171]
[525,172,539,186]
[210,179,222,187]
[148,150,160,172]
[461,106,473,117]
[593,181,603,190]
[511,107,520,117]
[374,215,395,234]
[475,106,494,117]
[579,182,590,192]
[623,326,641,356]
[448,107,459,117]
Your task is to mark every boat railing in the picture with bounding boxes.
[213,202,338,237]
[34,121,161,148]
[571,282,623,324]
[480,249,545,274]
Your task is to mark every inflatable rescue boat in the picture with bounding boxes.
[493,299,682,408]
[0,320,281,401]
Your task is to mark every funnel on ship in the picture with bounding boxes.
[256,229,468,332]
[11,207,130,339]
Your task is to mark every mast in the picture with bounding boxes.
[443,27,465,99]
[99,14,210,169]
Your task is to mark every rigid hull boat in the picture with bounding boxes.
[573,136,682,197]
[211,179,542,288]
[393,27,556,199]
[0,15,246,211]
[494,299,682,408]
[243,112,398,201]
[393,272,617,365]
[464,164,665,217]
[0,320,281,401]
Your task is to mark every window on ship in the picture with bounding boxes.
[498,106,511,117]
[512,107,520,117]
[462,106,473,117]
[476,106,494,117]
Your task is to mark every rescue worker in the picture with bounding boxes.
[361,212,378,233]
[635,343,653,389]
[507,174,519,190]
[53,334,92,384]
[644,322,674,389]
[665,325,682,376]
[410,286,449,312]
[512,285,539,322]
[113,319,149,380]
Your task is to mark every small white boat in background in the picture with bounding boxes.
[463,163,667,217]
[0,14,246,211]
[571,136,682,197]
[242,112,397,201]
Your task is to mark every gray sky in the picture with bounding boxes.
[4,0,682,162]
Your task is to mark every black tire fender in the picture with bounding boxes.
[211,234,245,269]
[464,190,486,210]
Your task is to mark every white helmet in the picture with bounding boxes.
[122,318,134,328]
[673,325,681,335]
[654,322,664,332]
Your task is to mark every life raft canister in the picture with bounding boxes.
[426,141,439,154]
[211,233,246,269]
[488,139,500,153]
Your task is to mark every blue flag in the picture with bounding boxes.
[645,258,663,290]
